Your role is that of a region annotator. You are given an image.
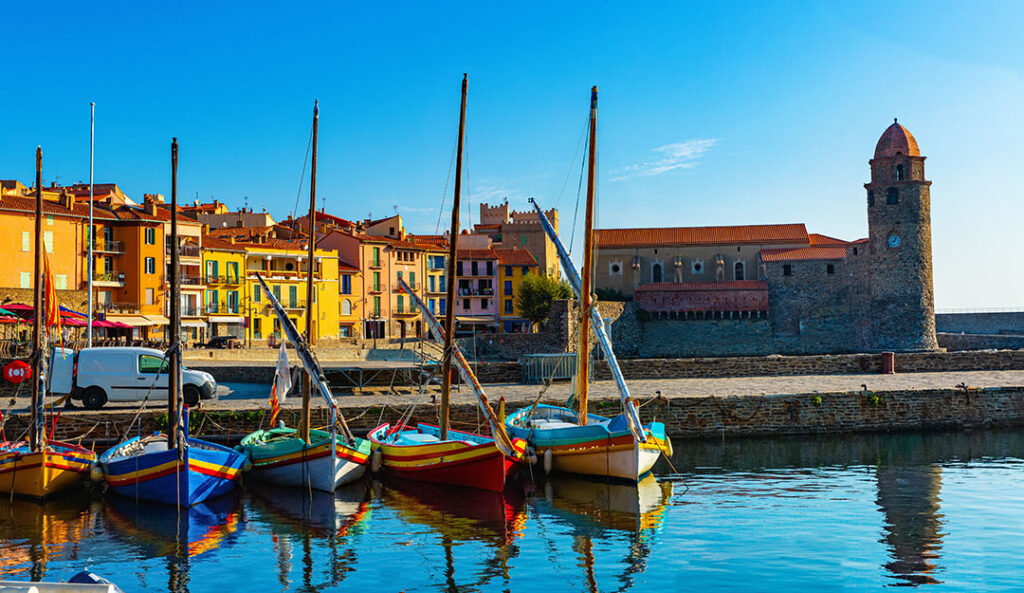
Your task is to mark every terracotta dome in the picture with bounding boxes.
[874,119,920,159]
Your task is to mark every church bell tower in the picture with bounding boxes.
[864,119,938,351]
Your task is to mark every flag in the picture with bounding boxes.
[269,340,291,426]
[43,255,63,353]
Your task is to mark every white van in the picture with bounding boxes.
[50,347,218,409]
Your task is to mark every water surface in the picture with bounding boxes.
[2,430,1024,591]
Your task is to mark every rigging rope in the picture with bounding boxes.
[289,123,315,223]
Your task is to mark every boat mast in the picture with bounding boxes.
[574,86,598,425]
[168,138,182,451]
[30,146,44,453]
[301,100,319,445]
[439,73,467,442]
[87,102,95,347]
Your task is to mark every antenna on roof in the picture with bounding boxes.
[393,205,398,214]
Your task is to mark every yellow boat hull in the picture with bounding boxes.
[0,443,96,499]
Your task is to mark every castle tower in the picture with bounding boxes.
[864,120,938,351]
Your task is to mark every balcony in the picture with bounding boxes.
[180,275,204,286]
[457,288,494,297]
[89,240,124,254]
[282,300,307,310]
[98,302,141,314]
[205,274,240,285]
[182,304,204,317]
[93,271,125,287]
[180,245,201,258]
[368,285,384,294]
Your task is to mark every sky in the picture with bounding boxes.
[1,1,1022,310]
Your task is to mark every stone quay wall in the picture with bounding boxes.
[7,385,1024,445]
[936,312,1024,336]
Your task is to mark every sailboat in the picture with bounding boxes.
[505,87,672,481]
[367,75,527,493]
[99,138,246,507]
[238,101,371,492]
[0,147,97,500]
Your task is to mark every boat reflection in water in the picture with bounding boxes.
[104,491,244,591]
[247,483,371,591]
[0,495,97,582]
[377,478,528,588]
[533,474,673,592]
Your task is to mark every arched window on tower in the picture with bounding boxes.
[734,261,745,281]
[868,190,875,207]
[886,187,899,204]
[895,164,905,181]
[652,262,663,283]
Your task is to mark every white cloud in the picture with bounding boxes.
[611,139,718,181]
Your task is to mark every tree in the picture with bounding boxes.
[516,274,573,326]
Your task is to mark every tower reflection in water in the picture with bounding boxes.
[876,465,944,586]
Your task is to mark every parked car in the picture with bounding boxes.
[204,336,242,349]
[50,347,218,410]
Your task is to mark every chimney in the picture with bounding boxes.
[144,200,158,216]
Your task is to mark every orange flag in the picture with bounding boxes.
[43,255,63,351]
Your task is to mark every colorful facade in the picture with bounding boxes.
[495,248,538,332]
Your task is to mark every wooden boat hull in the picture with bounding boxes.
[368,423,526,492]
[506,405,669,482]
[100,435,245,507]
[239,428,370,492]
[0,441,96,499]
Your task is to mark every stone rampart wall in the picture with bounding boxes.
[936,312,1024,335]
[938,333,1024,352]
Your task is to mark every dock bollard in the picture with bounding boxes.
[881,352,895,374]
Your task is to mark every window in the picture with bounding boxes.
[486,261,493,276]
[783,264,793,277]
[409,272,416,289]
[429,299,436,313]
[145,257,156,274]
[439,276,446,292]
[104,226,113,243]
[342,299,352,315]
[226,261,239,283]
[227,291,239,313]
[482,298,489,309]
[471,261,479,276]
[886,187,899,204]
[138,354,168,374]
[55,274,67,290]
[341,275,351,294]
[504,299,513,314]
[103,256,113,273]
[396,295,404,314]
[373,296,381,316]
[853,247,859,256]
[43,231,53,253]
[206,260,218,282]
[46,215,53,226]
[439,298,446,315]
[826,263,835,275]
[692,259,704,274]
[504,280,513,296]
[145,287,155,305]
[867,190,875,207]
[389,226,395,236]
[609,262,621,275]
[145,228,156,245]
[895,164,905,181]
[20,272,30,288]
[522,266,529,275]
[254,285,262,302]
[372,247,380,266]
[273,285,281,301]
[288,285,297,308]
[652,262,663,283]
[397,271,403,287]
[429,276,436,292]
[463,299,470,310]
[521,235,526,246]
[21,232,29,252]
[373,272,381,291]
[734,261,744,281]
[253,318,262,339]
[505,266,512,276]
[457,261,464,276]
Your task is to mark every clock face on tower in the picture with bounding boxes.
[888,234,901,248]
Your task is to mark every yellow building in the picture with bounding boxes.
[240,239,340,345]
[496,248,538,333]
[201,235,247,343]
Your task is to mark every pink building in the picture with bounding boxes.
[454,248,499,334]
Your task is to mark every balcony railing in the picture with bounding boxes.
[98,302,141,314]
[182,305,204,316]
[180,275,204,286]
[89,240,124,254]
[205,274,240,285]
[457,288,494,297]
[93,271,125,284]
[179,245,201,258]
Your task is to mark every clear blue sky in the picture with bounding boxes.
[2,1,1022,309]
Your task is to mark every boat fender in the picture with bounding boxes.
[544,480,553,503]
[89,463,104,482]
[543,449,553,475]
[664,436,674,458]
[370,449,383,474]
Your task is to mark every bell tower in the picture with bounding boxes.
[864,119,938,351]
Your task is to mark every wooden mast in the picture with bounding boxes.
[168,138,181,450]
[439,73,468,441]
[574,86,598,425]
[30,147,44,452]
[301,100,319,445]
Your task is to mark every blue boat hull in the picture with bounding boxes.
[100,435,246,507]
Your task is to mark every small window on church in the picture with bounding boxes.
[853,247,858,256]
[886,187,899,204]
[867,190,875,207]
[734,261,744,281]
[895,164,905,181]
[827,264,835,275]
[783,264,792,277]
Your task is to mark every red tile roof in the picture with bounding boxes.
[456,248,497,260]
[874,120,920,159]
[808,233,849,245]
[0,195,119,220]
[201,234,245,252]
[760,246,848,262]
[495,248,537,266]
[595,224,809,248]
[338,263,360,273]
[636,280,768,292]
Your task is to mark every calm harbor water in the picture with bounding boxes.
[3,430,1024,591]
